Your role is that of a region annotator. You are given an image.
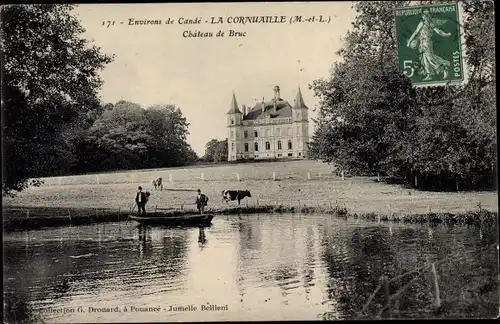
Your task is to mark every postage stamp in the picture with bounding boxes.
[394,3,465,86]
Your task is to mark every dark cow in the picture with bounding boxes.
[222,190,251,205]
[152,177,163,191]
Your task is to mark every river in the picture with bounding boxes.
[3,213,498,322]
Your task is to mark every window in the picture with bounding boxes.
[265,141,270,150]
[288,140,292,150]
[265,128,269,137]
[254,142,259,151]
[277,141,282,150]
[254,131,258,137]
[288,153,293,157]
[231,119,234,125]
[276,128,281,136]
[297,126,300,134]
[232,143,234,150]
[244,143,249,152]
[231,130,234,138]
[244,130,248,138]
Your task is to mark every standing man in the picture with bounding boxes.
[136,186,147,216]
[196,189,209,215]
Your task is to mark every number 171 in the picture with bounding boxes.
[102,21,115,28]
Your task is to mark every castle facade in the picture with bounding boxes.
[226,85,309,161]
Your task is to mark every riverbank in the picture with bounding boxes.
[3,204,497,232]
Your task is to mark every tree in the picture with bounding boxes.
[145,104,197,167]
[204,139,228,162]
[1,4,114,196]
[74,101,198,172]
[76,100,151,172]
[310,0,496,190]
[204,139,219,162]
[310,1,416,176]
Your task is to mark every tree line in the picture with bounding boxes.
[75,101,198,174]
[2,5,197,196]
[309,0,495,191]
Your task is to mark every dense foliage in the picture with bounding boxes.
[1,5,197,196]
[74,101,198,173]
[2,4,113,195]
[309,0,496,191]
[203,138,228,162]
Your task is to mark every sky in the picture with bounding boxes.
[74,2,358,156]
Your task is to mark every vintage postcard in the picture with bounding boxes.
[2,1,498,323]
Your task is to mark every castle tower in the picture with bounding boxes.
[292,86,309,158]
[227,92,242,161]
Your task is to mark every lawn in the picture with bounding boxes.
[3,160,498,215]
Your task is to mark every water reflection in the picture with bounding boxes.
[198,227,207,246]
[3,215,498,322]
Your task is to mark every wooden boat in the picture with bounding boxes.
[129,213,214,227]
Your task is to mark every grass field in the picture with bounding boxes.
[3,160,498,215]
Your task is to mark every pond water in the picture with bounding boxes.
[3,214,498,322]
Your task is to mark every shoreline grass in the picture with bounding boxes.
[3,204,497,233]
[3,161,497,232]
[4,160,497,217]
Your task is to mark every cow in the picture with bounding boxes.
[222,190,252,205]
[152,177,163,191]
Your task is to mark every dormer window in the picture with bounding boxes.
[231,119,234,125]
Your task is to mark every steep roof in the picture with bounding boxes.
[243,98,292,121]
[293,87,308,110]
[226,92,242,114]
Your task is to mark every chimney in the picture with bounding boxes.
[242,104,246,116]
[273,85,280,101]
[273,85,280,113]
[261,97,265,113]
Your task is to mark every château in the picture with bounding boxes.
[226,85,309,161]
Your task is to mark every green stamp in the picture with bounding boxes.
[394,3,464,86]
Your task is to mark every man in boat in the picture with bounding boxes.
[136,186,148,216]
[196,189,209,214]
